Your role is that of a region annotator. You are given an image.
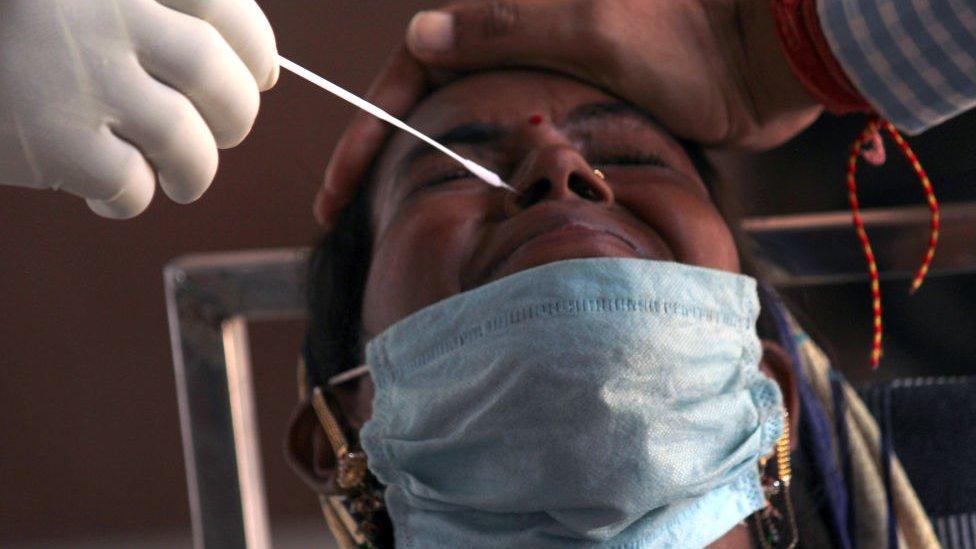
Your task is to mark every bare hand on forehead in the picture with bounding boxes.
[315,0,823,227]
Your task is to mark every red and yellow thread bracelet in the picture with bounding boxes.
[845,116,940,368]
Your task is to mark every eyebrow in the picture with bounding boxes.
[563,101,661,128]
[395,102,662,174]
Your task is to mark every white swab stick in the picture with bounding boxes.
[278,56,516,193]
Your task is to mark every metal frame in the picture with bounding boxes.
[742,202,976,285]
[165,248,309,549]
[163,203,976,548]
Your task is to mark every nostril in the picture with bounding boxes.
[568,174,600,201]
[516,179,552,209]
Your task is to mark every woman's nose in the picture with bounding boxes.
[504,146,614,214]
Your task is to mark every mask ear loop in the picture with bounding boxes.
[328,364,370,386]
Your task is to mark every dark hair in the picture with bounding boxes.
[304,164,376,388]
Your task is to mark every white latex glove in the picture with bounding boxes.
[0,0,279,218]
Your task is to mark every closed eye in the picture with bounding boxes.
[421,169,474,188]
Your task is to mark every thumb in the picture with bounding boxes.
[406,1,590,72]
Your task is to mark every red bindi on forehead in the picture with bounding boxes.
[528,114,543,126]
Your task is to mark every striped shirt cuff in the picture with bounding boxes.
[817,0,976,134]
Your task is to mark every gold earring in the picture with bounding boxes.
[311,386,387,548]
[752,410,798,549]
[593,168,606,180]
[311,387,367,490]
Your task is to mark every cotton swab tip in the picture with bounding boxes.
[461,159,518,193]
[279,55,519,195]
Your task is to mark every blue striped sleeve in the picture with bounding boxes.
[817,0,976,134]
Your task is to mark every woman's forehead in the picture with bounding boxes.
[402,70,617,135]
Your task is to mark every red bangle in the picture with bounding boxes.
[771,0,872,114]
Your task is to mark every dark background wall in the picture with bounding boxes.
[0,1,436,543]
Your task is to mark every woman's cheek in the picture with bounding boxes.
[618,183,739,273]
[667,197,739,272]
[362,196,484,335]
[684,211,740,272]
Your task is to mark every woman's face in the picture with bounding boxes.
[299,74,793,549]
[362,70,739,337]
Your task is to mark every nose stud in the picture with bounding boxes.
[593,168,605,180]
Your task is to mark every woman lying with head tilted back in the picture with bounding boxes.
[286,66,938,548]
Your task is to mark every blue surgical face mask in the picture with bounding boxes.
[360,258,784,548]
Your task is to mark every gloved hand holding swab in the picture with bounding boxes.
[278,56,516,193]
